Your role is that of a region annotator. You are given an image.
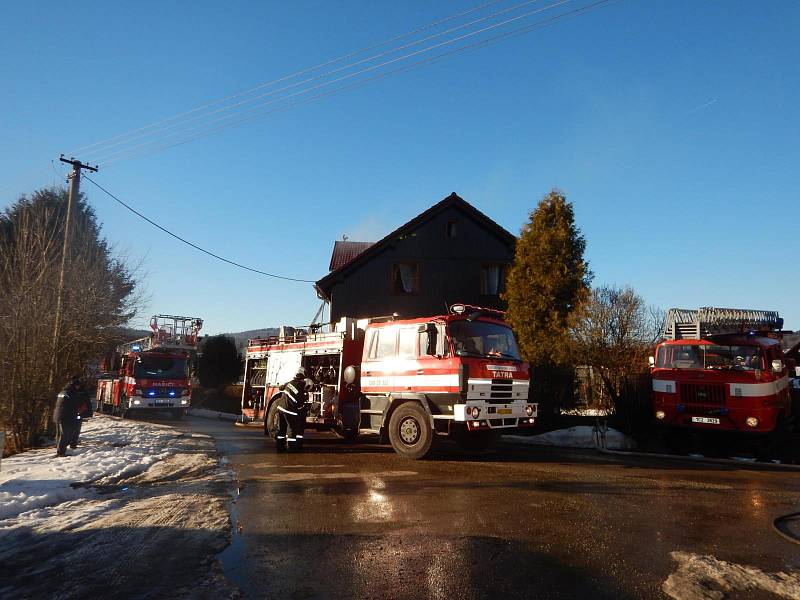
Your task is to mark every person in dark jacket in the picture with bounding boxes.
[70,378,92,448]
[53,376,82,457]
[275,367,315,452]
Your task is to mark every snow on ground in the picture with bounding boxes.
[560,407,615,417]
[0,415,238,599]
[505,425,637,450]
[0,416,182,520]
[663,551,800,600]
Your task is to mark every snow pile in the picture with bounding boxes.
[505,425,636,450]
[0,415,237,599]
[663,551,800,600]
[560,407,615,417]
[0,415,182,521]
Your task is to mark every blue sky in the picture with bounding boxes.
[2,0,798,334]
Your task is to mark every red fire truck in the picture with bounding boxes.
[241,304,536,459]
[650,308,793,445]
[97,314,203,419]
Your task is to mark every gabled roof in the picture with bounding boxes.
[315,192,516,299]
[329,241,374,271]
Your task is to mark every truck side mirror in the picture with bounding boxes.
[648,356,655,368]
[418,323,437,356]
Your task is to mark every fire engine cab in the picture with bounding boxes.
[97,314,202,419]
[241,304,536,459]
[650,308,793,440]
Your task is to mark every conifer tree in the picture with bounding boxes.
[504,190,591,366]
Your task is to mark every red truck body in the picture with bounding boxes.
[651,308,792,436]
[96,315,202,418]
[242,304,536,458]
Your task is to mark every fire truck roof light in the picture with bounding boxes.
[148,391,156,396]
[451,304,466,314]
[131,344,141,352]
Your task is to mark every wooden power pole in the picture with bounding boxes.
[48,155,98,388]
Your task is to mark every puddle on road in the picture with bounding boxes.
[217,485,247,593]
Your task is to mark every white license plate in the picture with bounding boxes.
[691,417,720,424]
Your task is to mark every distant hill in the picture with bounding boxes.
[210,328,280,352]
[117,327,152,341]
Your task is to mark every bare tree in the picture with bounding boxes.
[0,188,141,453]
[571,285,663,408]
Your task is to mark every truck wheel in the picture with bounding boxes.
[388,402,434,460]
[265,401,280,439]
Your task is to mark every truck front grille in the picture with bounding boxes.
[679,383,726,414]
[489,378,513,402]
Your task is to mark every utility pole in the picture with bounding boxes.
[48,155,98,388]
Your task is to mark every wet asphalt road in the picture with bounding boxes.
[167,414,800,599]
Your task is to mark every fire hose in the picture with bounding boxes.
[772,512,800,545]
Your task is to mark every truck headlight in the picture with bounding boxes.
[180,399,188,405]
[525,405,534,417]
[470,406,481,419]
[655,410,666,420]
[746,417,759,428]
[132,399,141,405]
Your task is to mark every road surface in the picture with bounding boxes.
[173,414,800,599]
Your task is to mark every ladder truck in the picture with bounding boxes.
[96,315,203,419]
[649,307,794,451]
[241,304,537,459]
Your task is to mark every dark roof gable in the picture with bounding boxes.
[329,241,374,271]
[316,192,516,298]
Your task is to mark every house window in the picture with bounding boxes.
[445,220,458,238]
[480,264,504,296]
[391,262,420,295]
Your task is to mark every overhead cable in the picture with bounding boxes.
[91,0,572,165]
[66,0,507,157]
[98,0,614,166]
[83,175,317,283]
[84,0,546,162]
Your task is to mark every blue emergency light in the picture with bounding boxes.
[168,390,176,397]
[132,344,141,352]
[148,390,156,397]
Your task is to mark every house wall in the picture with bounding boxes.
[327,206,515,322]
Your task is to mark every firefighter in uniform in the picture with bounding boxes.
[275,367,315,452]
[53,376,82,457]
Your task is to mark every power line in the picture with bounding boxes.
[83,0,547,163]
[91,0,572,165]
[67,0,507,158]
[97,0,615,166]
[82,175,317,283]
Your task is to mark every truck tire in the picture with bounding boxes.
[265,400,280,439]
[388,402,434,460]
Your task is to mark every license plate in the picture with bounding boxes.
[497,408,512,415]
[691,417,720,424]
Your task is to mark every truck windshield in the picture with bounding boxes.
[448,320,522,361]
[656,344,763,371]
[134,356,189,379]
